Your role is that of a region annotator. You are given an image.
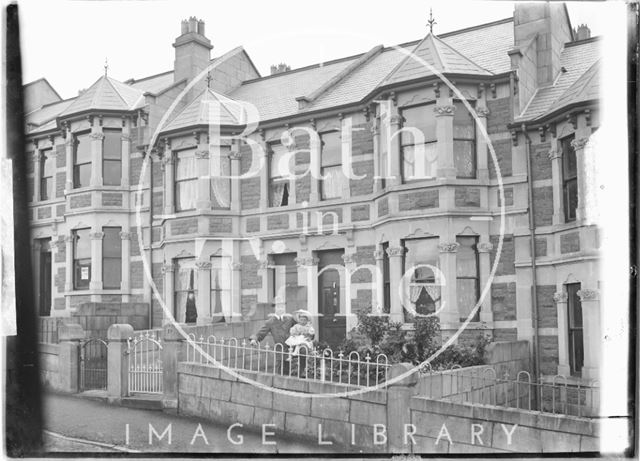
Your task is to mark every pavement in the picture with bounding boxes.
[42,392,341,454]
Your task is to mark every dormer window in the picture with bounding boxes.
[400,103,437,182]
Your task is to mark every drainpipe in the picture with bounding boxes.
[147,145,154,330]
[521,123,541,389]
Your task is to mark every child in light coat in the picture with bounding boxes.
[285,309,315,356]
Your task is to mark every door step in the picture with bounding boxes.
[121,394,164,410]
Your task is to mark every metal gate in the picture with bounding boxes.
[128,332,163,394]
[79,338,108,391]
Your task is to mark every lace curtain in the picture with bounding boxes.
[322,166,344,199]
[176,152,197,211]
[211,151,231,209]
[271,181,286,207]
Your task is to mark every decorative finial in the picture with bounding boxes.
[205,71,212,89]
[104,57,108,77]
[427,8,437,34]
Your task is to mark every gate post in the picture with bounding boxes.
[387,363,418,453]
[162,322,184,409]
[58,324,85,393]
[107,324,134,403]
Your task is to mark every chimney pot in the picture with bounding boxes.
[181,19,188,35]
[197,19,205,36]
[575,24,591,41]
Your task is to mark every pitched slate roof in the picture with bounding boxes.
[161,88,250,132]
[516,38,600,122]
[127,71,175,95]
[58,75,145,117]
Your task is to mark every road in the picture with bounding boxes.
[42,393,341,454]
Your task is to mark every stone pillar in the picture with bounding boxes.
[387,363,418,453]
[435,104,456,179]
[163,152,175,215]
[387,112,402,187]
[120,231,131,294]
[107,323,134,402]
[196,148,212,211]
[549,145,564,225]
[374,248,385,312]
[89,231,104,291]
[162,322,184,409]
[196,261,212,324]
[342,252,356,330]
[309,131,320,205]
[477,241,493,323]
[296,256,319,318]
[33,149,42,201]
[64,235,73,292]
[229,149,241,213]
[65,129,73,191]
[476,107,490,181]
[230,260,243,322]
[57,323,84,393]
[259,139,269,211]
[554,291,571,376]
[577,288,601,380]
[438,242,460,325]
[371,121,383,193]
[386,245,404,323]
[90,121,104,187]
[121,123,131,187]
[163,263,175,323]
[571,137,589,222]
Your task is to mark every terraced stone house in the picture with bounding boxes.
[26,3,601,380]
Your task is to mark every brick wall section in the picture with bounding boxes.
[294,135,311,204]
[497,187,514,207]
[531,142,552,181]
[351,204,370,222]
[54,237,65,263]
[454,187,480,207]
[241,294,257,318]
[493,328,517,342]
[130,261,144,289]
[27,177,34,202]
[378,197,389,216]
[489,234,515,275]
[171,218,198,235]
[101,192,123,207]
[151,262,164,314]
[70,193,91,209]
[320,208,342,228]
[246,217,260,232]
[152,226,162,243]
[37,206,52,219]
[130,231,140,257]
[351,122,373,156]
[152,160,163,187]
[26,151,34,174]
[54,267,65,292]
[491,282,516,321]
[352,289,373,313]
[240,143,260,210]
[240,256,261,289]
[267,214,288,230]
[56,145,66,168]
[69,295,91,310]
[349,160,374,196]
[535,237,548,257]
[209,217,232,233]
[56,172,66,197]
[295,175,311,203]
[533,186,553,226]
[56,204,65,217]
[352,245,376,283]
[537,285,557,328]
[130,157,142,185]
[399,190,439,211]
[539,335,559,375]
[486,98,511,134]
[488,139,513,178]
[560,232,580,254]
[53,298,65,310]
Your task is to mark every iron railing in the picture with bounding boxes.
[79,338,108,391]
[185,335,390,388]
[127,331,163,394]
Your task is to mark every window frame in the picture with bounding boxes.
[174,149,198,212]
[566,282,584,376]
[72,228,91,290]
[453,100,477,179]
[401,237,440,318]
[102,129,122,186]
[455,235,480,322]
[210,255,231,318]
[102,227,122,290]
[73,132,92,189]
[39,148,54,201]
[561,135,578,222]
[173,257,198,323]
[268,141,291,207]
[319,130,344,200]
[400,102,437,183]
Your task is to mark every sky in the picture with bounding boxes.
[18,0,613,100]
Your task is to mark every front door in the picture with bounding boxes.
[317,250,346,347]
[39,249,52,316]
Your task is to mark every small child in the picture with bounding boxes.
[285,310,315,356]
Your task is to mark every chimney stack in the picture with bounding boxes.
[574,24,591,41]
[270,63,291,75]
[173,16,213,85]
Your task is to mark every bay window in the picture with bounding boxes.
[102,227,122,289]
[320,131,345,200]
[562,135,578,222]
[402,237,440,319]
[456,236,479,322]
[103,129,122,186]
[73,228,91,290]
[269,142,291,207]
[400,103,437,182]
[39,148,54,200]
[73,133,91,188]
[453,101,476,178]
[175,149,197,211]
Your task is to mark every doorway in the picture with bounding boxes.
[39,240,52,317]
[317,249,346,347]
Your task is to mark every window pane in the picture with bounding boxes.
[320,131,341,166]
[562,136,577,178]
[211,150,231,209]
[103,130,122,160]
[321,165,344,199]
[176,179,197,210]
[565,179,578,221]
[75,133,91,164]
[74,259,91,289]
[454,140,475,178]
[269,180,288,207]
[401,104,436,144]
[41,177,52,201]
[42,149,55,177]
[175,258,197,290]
[404,238,439,282]
[102,227,122,258]
[103,159,122,186]
[402,143,437,181]
[176,150,197,180]
[269,143,292,179]
[74,163,91,188]
[453,102,475,139]
[103,258,122,289]
[74,229,91,259]
[456,237,478,277]
[457,278,479,320]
